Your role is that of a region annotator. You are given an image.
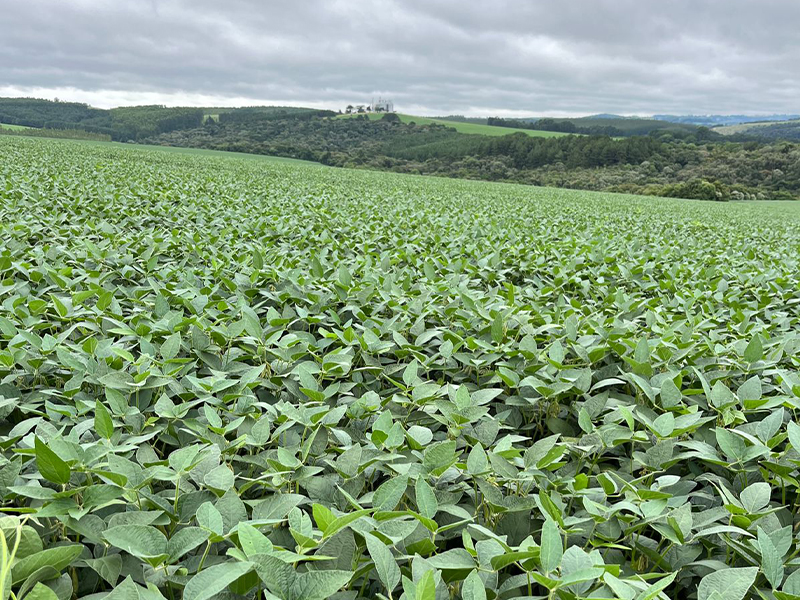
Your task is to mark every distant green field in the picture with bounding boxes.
[716,119,800,135]
[0,122,34,130]
[16,136,322,165]
[545,116,700,136]
[338,112,571,137]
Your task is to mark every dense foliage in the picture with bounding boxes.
[0,126,111,142]
[735,122,800,142]
[0,98,106,130]
[149,114,800,200]
[538,118,707,138]
[487,118,624,138]
[1,136,800,600]
[108,107,204,141]
[655,114,800,127]
[0,98,203,141]
[218,109,336,124]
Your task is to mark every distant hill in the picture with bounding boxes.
[0,97,204,140]
[201,106,319,122]
[435,114,703,137]
[585,113,635,120]
[431,115,489,125]
[653,114,800,126]
[512,116,705,138]
[715,118,800,140]
[0,97,323,141]
[339,113,571,137]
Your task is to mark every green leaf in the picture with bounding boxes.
[366,533,400,592]
[603,573,636,600]
[251,553,295,596]
[11,545,83,584]
[102,576,141,600]
[425,548,475,570]
[104,525,168,564]
[84,555,122,586]
[467,443,489,475]
[0,523,42,558]
[415,571,436,600]
[710,381,735,408]
[95,400,114,440]
[784,569,800,595]
[740,482,771,514]
[204,464,234,492]
[22,583,59,600]
[252,248,264,270]
[293,569,353,600]
[337,265,352,287]
[12,566,59,600]
[423,441,456,475]
[660,378,682,406]
[540,519,562,574]
[196,502,224,536]
[787,422,800,452]
[490,551,539,571]
[312,504,334,533]
[403,361,419,387]
[638,571,677,600]
[373,476,407,511]
[737,376,762,402]
[415,478,438,520]
[216,489,248,534]
[652,412,675,437]
[167,527,209,561]
[491,314,504,343]
[743,335,763,363]
[634,337,650,364]
[716,428,746,462]
[237,523,273,557]
[461,569,487,600]
[322,509,371,539]
[160,332,181,360]
[183,561,254,600]
[34,437,70,485]
[758,526,785,589]
[697,567,758,600]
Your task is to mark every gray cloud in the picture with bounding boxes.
[1,0,798,115]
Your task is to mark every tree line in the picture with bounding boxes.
[0,98,203,141]
[487,116,625,137]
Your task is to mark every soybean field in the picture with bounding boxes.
[1,136,800,600]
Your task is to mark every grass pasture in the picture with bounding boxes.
[0,135,799,599]
[339,112,571,137]
[716,119,800,135]
[0,122,34,130]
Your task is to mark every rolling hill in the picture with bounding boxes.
[338,112,571,137]
[715,118,800,138]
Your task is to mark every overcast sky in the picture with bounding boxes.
[2,0,799,116]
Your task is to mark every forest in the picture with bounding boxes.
[487,117,625,137]
[0,98,203,140]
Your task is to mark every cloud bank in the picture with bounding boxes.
[2,0,798,115]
